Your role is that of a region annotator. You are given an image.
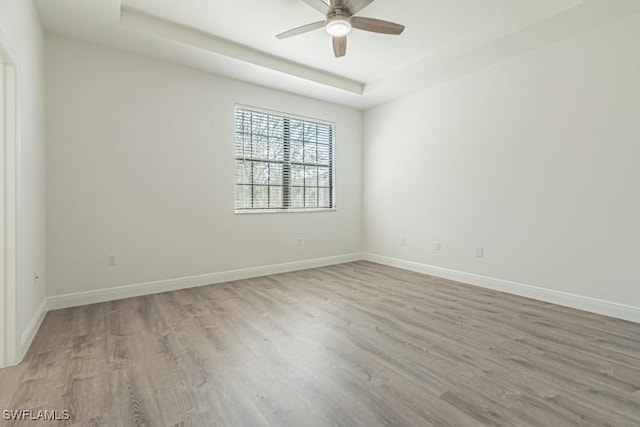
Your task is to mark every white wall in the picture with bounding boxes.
[46,35,362,298]
[363,14,640,311]
[43,13,640,319]
[0,0,47,355]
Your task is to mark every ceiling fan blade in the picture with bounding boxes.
[332,36,347,57]
[343,0,374,15]
[351,17,405,35]
[301,0,333,16]
[276,21,326,39]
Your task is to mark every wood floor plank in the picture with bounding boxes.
[1,261,639,426]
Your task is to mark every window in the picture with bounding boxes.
[235,105,335,212]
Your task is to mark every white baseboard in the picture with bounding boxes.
[47,253,363,310]
[43,251,639,326]
[19,298,47,361]
[363,253,640,324]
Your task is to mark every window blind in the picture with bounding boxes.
[235,105,335,212]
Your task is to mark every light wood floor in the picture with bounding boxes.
[1,261,639,426]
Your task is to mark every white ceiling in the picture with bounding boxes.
[35,0,640,109]
[120,0,541,83]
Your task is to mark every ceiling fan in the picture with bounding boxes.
[276,0,405,58]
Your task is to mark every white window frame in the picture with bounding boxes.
[234,105,336,214]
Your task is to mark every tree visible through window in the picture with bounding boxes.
[235,106,335,212]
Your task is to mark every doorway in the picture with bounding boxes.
[0,38,18,368]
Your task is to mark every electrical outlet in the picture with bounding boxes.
[297,238,303,247]
[435,241,442,251]
[107,255,117,266]
[34,272,40,285]
[400,236,406,246]
[475,246,484,258]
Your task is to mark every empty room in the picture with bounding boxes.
[1,0,639,425]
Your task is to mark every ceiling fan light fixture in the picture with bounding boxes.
[276,1,405,57]
[326,15,352,37]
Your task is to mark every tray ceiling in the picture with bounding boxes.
[35,0,640,109]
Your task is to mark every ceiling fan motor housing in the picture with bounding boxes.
[326,12,352,37]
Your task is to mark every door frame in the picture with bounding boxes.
[0,32,19,368]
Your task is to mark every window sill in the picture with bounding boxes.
[235,208,337,215]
